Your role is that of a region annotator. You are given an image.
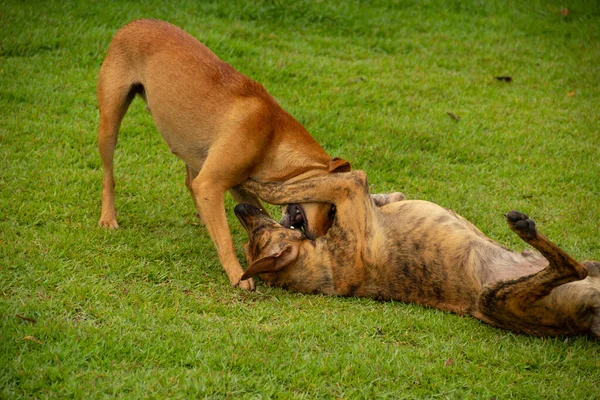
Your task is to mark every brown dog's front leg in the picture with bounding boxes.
[192,174,255,291]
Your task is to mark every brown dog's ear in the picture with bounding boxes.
[328,157,351,173]
[241,244,299,280]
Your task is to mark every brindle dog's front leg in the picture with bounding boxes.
[243,170,370,207]
[478,211,589,335]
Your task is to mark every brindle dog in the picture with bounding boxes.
[235,171,600,337]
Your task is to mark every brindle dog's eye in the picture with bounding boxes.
[328,205,336,220]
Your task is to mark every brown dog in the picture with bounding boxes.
[236,171,600,337]
[96,19,350,290]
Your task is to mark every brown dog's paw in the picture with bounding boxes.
[236,278,256,291]
[98,218,119,229]
[505,210,537,240]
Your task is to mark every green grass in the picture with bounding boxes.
[1,0,599,398]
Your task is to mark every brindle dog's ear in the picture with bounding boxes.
[241,244,299,280]
[328,157,351,173]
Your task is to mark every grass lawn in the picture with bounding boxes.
[1,0,599,398]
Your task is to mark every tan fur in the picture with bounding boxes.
[237,171,600,337]
[96,19,350,290]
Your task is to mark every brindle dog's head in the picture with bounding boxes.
[235,203,311,281]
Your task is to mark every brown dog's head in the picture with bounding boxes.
[280,157,350,239]
[235,203,307,281]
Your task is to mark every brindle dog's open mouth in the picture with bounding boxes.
[282,204,307,233]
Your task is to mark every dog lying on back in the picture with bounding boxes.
[235,171,600,337]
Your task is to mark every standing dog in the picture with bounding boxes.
[236,171,600,337]
[96,19,350,290]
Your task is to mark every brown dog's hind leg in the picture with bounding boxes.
[185,165,203,222]
[477,211,590,335]
[97,69,138,228]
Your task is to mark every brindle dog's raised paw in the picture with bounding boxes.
[505,210,537,240]
[582,261,600,276]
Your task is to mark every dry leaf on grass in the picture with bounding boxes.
[16,314,37,324]
[447,112,460,121]
[22,335,43,344]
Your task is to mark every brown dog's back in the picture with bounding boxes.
[99,19,336,178]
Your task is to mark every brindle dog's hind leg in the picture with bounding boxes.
[477,211,589,335]
[505,211,588,284]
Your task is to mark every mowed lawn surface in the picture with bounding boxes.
[1,0,599,398]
